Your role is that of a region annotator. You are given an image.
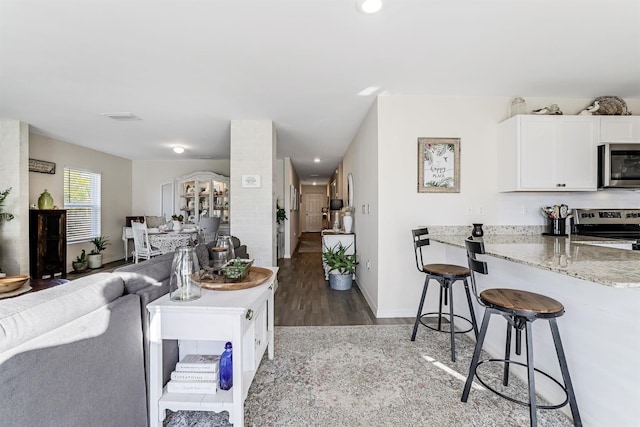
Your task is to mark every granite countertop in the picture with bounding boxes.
[428,233,640,288]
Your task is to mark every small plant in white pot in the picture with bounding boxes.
[322,242,358,290]
[88,236,110,269]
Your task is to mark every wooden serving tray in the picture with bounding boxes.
[198,266,273,291]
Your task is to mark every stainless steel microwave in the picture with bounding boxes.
[598,143,640,188]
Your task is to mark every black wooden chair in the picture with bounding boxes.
[462,237,581,427]
[410,228,478,362]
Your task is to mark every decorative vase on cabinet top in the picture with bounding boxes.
[37,189,54,210]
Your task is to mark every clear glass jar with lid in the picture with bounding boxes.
[510,97,527,117]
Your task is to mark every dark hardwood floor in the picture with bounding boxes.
[59,233,412,327]
[275,232,412,326]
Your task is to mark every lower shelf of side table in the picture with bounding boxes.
[159,373,255,417]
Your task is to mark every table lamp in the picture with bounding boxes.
[330,199,343,231]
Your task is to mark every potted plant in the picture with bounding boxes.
[276,206,287,231]
[88,235,110,269]
[0,187,15,277]
[322,242,358,290]
[171,214,184,232]
[72,249,89,272]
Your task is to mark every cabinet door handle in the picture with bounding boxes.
[246,309,254,320]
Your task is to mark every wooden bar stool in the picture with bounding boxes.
[410,228,478,362]
[462,237,581,427]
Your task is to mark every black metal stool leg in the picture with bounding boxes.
[549,318,582,427]
[437,282,444,331]
[448,279,456,362]
[462,309,492,402]
[411,275,431,341]
[463,278,478,337]
[503,321,513,386]
[525,321,537,427]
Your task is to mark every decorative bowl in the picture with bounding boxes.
[0,275,30,293]
[221,259,254,283]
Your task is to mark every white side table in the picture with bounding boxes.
[147,267,277,427]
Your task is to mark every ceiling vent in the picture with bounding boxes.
[100,112,142,121]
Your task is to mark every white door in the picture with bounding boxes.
[304,194,324,232]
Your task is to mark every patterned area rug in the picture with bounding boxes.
[164,325,573,427]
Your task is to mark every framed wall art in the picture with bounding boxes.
[417,137,460,193]
[29,158,56,174]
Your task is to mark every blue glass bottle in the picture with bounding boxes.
[219,342,233,390]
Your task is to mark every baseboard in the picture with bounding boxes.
[375,308,416,318]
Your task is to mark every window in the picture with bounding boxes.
[64,167,101,243]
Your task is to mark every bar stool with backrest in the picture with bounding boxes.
[462,237,581,427]
[410,228,478,362]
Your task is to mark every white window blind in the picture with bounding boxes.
[64,167,101,243]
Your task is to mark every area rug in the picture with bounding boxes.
[296,240,322,253]
[164,325,572,427]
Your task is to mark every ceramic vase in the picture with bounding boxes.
[38,189,54,210]
[343,214,353,233]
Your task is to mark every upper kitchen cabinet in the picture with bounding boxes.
[600,116,640,142]
[498,115,599,192]
[175,171,229,231]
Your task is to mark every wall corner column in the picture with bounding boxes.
[230,120,276,267]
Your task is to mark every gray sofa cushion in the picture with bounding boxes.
[113,252,174,293]
[0,293,147,427]
[113,254,179,409]
[0,273,124,353]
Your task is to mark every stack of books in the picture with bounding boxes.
[166,354,220,394]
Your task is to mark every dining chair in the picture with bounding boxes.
[131,221,163,264]
[199,216,220,244]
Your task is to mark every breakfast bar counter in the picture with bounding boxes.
[425,231,640,426]
[429,234,640,288]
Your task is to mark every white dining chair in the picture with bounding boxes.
[131,221,163,263]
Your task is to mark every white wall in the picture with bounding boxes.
[29,133,133,268]
[132,159,230,216]
[0,120,29,275]
[364,95,640,317]
[283,157,300,257]
[342,100,380,313]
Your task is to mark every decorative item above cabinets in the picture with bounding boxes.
[497,115,599,192]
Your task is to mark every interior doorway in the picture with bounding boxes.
[303,193,324,232]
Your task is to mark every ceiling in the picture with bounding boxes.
[1,0,639,184]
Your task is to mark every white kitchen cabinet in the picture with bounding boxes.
[176,171,229,233]
[600,116,640,142]
[497,115,599,192]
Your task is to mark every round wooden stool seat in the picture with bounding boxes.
[480,288,564,316]
[424,263,470,277]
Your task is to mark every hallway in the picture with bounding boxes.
[275,232,412,326]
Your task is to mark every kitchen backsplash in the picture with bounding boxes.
[427,225,545,236]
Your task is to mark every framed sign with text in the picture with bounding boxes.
[417,137,460,193]
[29,158,56,174]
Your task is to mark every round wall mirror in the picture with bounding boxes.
[347,173,354,207]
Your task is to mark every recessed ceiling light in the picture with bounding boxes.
[314,158,321,163]
[356,0,383,14]
[173,146,184,154]
[313,182,317,186]
[100,112,142,121]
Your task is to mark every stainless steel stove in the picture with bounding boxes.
[572,208,640,249]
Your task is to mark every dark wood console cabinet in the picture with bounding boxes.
[30,209,67,279]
